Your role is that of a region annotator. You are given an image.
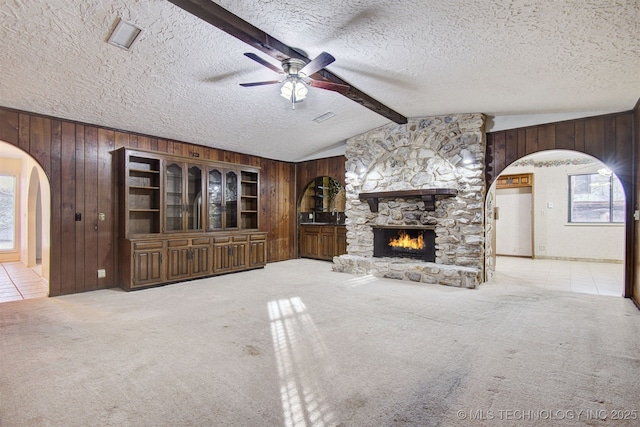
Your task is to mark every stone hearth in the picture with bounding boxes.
[332,114,486,288]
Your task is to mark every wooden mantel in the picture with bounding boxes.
[359,188,458,212]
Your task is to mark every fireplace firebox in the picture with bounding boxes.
[373,226,435,262]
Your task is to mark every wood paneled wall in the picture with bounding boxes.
[486,112,634,190]
[486,110,636,298]
[0,106,296,296]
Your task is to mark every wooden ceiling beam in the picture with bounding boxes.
[167,0,408,124]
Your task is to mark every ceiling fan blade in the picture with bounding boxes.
[243,53,284,74]
[239,80,281,87]
[309,80,350,94]
[300,52,335,76]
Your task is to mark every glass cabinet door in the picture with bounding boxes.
[165,162,183,232]
[187,165,203,231]
[208,169,223,230]
[225,171,238,229]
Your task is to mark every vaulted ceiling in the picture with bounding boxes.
[1,1,638,161]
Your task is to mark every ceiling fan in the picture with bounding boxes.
[167,0,406,123]
[240,51,350,109]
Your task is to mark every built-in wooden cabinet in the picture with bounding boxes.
[130,240,165,287]
[496,173,533,189]
[240,171,259,230]
[116,148,266,290]
[123,153,162,235]
[166,237,212,282]
[213,235,248,273]
[336,226,347,256]
[164,162,205,233]
[249,234,267,267]
[299,224,347,261]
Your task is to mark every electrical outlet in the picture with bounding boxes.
[99,213,106,221]
[97,269,106,279]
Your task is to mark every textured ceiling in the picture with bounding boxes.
[1,0,638,161]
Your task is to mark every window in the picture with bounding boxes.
[568,173,624,223]
[0,175,16,250]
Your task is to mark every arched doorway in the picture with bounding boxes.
[484,113,635,298]
[485,150,625,296]
[0,140,51,301]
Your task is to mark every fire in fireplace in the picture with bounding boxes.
[373,226,435,262]
[389,230,424,250]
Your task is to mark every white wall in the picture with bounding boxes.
[497,153,624,262]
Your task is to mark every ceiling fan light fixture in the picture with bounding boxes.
[280,79,308,104]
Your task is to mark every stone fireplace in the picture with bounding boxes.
[332,114,486,288]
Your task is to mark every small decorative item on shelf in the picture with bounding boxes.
[327,177,342,210]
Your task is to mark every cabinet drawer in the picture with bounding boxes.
[192,237,211,246]
[168,239,190,247]
[250,233,267,241]
[133,241,164,250]
[214,236,231,243]
[232,235,248,242]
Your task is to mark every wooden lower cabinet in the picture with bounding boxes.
[191,240,211,277]
[132,241,165,287]
[167,239,192,282]
[299,225,346,261]
[300,226,320,258]
[249,234,267,267]
[336,226,347,256]
[120,232,266,290]
[213,235,248,273]
[166,238,212,282]
[319,228,336,259]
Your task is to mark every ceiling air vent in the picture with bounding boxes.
[107,18,143,50]
[313,112,336,123]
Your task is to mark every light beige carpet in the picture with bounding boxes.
[1,259,639,426]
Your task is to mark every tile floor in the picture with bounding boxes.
[0,257,625,304]
[494,256,624,297]
[0,262,48,303]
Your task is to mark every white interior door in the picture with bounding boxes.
[496,187,533,257]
